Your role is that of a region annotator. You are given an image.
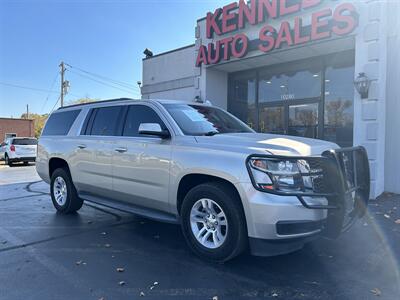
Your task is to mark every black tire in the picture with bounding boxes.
[23,161,29,166]
[5,154,12,167]
[50,168,83,214]
[181,182,247,262]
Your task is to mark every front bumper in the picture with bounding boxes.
[235,182,328,240]
[236,146,370,256]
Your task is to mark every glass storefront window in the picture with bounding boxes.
[229,72,257,129]
[288,103,319,139]
[324,57,355,147]
[259,65,321,103]
[227,51,355,146]
[259,106,285,134]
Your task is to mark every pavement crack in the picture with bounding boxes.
[0,194,44,202]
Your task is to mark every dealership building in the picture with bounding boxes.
[141,0,400,198]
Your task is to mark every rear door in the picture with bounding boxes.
[73,105,124,198]
[11,138,37,157]
[112,104,172,212]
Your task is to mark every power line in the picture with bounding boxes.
[49,95,62,114]
[0,81,59,94]
[0,81,80,98]
[65,63,141,92]
[66,68,139,96]
[40,72,60,113]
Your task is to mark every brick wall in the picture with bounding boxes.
[0,118,35,141]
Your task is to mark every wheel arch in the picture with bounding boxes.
[176,173,244,217]
[49,157,70,177]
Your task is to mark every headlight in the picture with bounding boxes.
[247,157,321,193]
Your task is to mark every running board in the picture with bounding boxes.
[79,193,179,224]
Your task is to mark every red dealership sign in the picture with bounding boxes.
[196,0,358,67]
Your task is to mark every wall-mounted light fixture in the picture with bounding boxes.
[354,72,371,99]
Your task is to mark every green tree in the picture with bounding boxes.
[20,113,49,138]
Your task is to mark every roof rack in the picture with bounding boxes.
[57,98,136,110]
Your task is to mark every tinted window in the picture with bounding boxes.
[42,110,81,136]
[12,138,37,145]
[90,106,123,136]
[163,104,253,136]
[123,105,166,137]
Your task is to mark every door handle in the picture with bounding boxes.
[77,144,87,149]
[115,147,127,153]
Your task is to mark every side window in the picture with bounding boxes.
[90,106,123,136]
[42,110,81,136]
[123,105,166,137]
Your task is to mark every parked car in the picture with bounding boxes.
[36,99,370,262]
[1,137,37,166]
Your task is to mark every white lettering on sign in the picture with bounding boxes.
[281,94,295,100]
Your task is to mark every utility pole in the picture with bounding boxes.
[26,104,29,119]
[60,61,66,107]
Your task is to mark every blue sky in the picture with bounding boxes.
[0,0,230,117]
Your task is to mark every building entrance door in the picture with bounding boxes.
[259,98,321,138]
[228,51,355,146]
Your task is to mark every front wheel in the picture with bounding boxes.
[181,182,247,262]
[50,168,83,214]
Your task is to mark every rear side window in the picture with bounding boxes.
[87,106,123,136]
[123,105,166,137]
[12,138,37,145]
[42,110,81,136]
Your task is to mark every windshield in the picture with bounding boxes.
[163,104,254,136]
[12,138,37,145]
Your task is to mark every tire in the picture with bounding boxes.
[5,154,12,167]
[50,168,83,214]
[23,161,29,166]
[181,182,247,262]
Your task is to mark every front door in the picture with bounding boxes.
[259,99,320,139]
[257,60,323,138]
[112,104,172,212]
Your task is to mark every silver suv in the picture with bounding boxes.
[36,99,370,262]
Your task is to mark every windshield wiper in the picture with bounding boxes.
[203,131,219,136]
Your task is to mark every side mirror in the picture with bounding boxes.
[138,123,170,139]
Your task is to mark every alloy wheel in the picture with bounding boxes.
[189,198,228,249]
[53,176,68,206]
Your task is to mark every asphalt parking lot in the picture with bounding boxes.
[0,162,399,300]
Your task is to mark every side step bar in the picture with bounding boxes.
[79,193,180,224]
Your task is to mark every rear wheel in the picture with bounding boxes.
[50,168,83,213]
[181,182,247,262]
[5,154,12,166]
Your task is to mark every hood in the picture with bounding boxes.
[194,133,340,156]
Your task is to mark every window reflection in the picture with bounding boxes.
[259,65,321,103]
[324,58,354,147]
[259,106,285,134]
[289,103,319,138]
[229,73,257,129]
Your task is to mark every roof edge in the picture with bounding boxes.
[142,44,195,61]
